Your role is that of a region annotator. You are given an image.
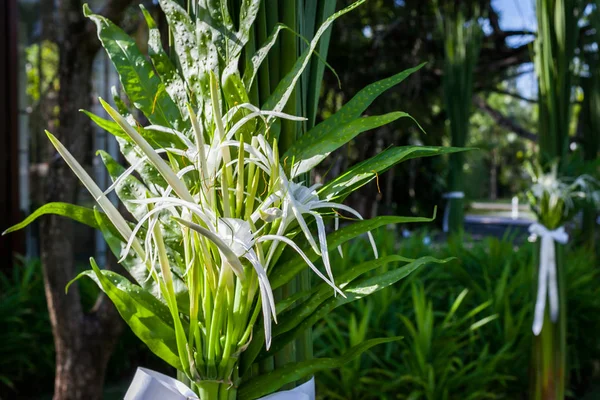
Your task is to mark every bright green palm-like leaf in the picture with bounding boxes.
[263,256,452,360]
[319,146,471,200]
[2,202,109,235]
[75,258,183,370]
[238,337,402,399]
[297,63,425,147]
[286,112,414,177]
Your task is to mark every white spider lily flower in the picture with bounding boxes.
[259,207,282,222]
[175,217,277,347]
[241,134,379,288]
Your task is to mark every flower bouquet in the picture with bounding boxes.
[5,0,464,398]
[524,162,599,399]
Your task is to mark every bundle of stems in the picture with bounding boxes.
[532,0,584,397]
[437,5,482,235]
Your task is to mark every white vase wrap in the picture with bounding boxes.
[442,191,465,233]
[124,368,315,400]
[528,223,569,336]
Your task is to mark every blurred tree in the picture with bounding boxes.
[317,0,536,223]
[38,1,139,399]
[439,4,482,235]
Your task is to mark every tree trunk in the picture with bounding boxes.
[40,1,135,399]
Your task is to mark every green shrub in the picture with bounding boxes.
[315,229,599,399]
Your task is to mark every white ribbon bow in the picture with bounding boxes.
[442,191,465,233]
[124,368,315,400]
[528,223,569,336]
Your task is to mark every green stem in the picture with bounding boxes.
[530,242,566,400]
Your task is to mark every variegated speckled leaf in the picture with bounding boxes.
[84,5,184,130]
[140,5,189,122]
[157,0,203,104]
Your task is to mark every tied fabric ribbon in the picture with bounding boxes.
[124,368,315,400]
[442,192,465,233]
[528,223,569,336]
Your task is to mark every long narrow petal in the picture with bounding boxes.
[310,211,335,286]
[102,149,168,197]
[315,202,379,259]
[100,98,195,203]
[289,198,321,256]
[258,235,345,297]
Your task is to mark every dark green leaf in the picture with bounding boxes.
[301,63,424,146]
[319,146,472,200]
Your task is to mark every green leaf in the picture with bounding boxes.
[78,258,182,370]
[274,255,415,337]
[300,63,425,146]
[140,5,189,121]
[270,213,437,289]
[84,4,185,130]
[158,0,204,105]
[2,202,110,235]
[266,256,452,360]
[81,110,129,141]
[285,112,414,176]
[319,146,472,200]
[238,337,402,399]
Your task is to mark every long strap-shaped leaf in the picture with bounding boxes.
[319,145,471,200]
[286,111,414,177]
[284,63,425,156]
[238,337,401,399]
[84,5,185,131]
[262,256,452,362]
[2,202,109,234]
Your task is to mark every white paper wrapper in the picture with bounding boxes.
[124,367,315,400]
